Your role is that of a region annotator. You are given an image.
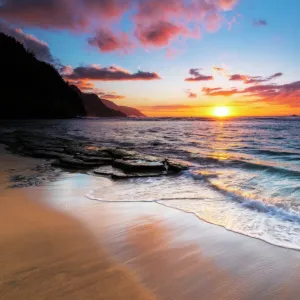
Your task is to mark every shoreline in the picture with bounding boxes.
[2,144,300,299]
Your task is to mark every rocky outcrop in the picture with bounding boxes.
[102,99,146,117]
[0,33,86,119]
[0,131,189,181]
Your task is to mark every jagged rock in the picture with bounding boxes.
[166,158,190,172]
[94,165,167,179]
[106,148,139,159]
[113,159,165,172]
[30,150,71,160]
[53,157,108,169]
[74,155,112,164]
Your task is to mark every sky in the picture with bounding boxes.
[0,0,299,117]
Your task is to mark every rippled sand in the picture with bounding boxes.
[1,144,300,300]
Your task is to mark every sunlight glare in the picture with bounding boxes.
[212,106,230,117]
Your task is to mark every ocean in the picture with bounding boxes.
[1,117,300,250]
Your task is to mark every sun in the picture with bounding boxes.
[212,106,230,118]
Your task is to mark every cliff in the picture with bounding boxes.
[101,99,146,117]
[71,86,126,117]
[0,33,86,119]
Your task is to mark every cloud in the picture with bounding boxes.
[253,19,268,26]
[202,80,300,107]
[0,0,128,29]
[185,68,214,81]
[229,74,249,81]
[135,21,186,46]
[67,79,95,91]
[203,88,240,96]
[0,0,239,50]
[213,66,226,72]
[65,65,161,81]
[68,80,126,100]
[244,72,283,84]
[202,87,222,94]
[100,93,125,100]
[88,29,134,53]
[0,21,54,63]
[212,66,229,76]
[96,90,126,100]
[218,0,239,11]
[228,72,283,84]
[185,89,197,98]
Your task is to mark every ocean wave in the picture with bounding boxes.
[191,155,300,178]
[190,170,300,224]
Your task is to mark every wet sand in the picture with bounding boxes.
[1,144,300,299]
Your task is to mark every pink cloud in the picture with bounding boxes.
[229,74,249,81]
[0,0,128,29]
[218,0,239,10]
[0,0,240,51]
[135,21,186,46]
[88,29,134,53]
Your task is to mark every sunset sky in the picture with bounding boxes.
[0,0,299,117]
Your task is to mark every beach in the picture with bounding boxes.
[1,143,300,300]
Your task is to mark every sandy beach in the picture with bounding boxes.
[1,144,300,300]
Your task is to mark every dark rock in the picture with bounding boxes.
[94,165,167,179]
[106,148,139,159]
[53,157,107,169]
[166,158,190,172]
[30,150,71,160]
[113,159,165,172]
[74,155,112,164]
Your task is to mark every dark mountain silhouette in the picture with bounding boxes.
[101,99,146,117]
[71,86,126,117]
[0,33,86,119]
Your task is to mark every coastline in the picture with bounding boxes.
[1,144,300,299]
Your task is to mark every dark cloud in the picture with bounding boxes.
[253,19,268,26]
[65,65,161,81]
[185,68,214,81]
[0,21,54,63]
[228,72,283,84]
[244,72,283,84]
[88,29,134,53]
